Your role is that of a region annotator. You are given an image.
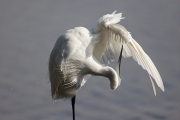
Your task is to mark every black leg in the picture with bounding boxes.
[71,96,76,120]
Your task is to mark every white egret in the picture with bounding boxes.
[48,11,164,120]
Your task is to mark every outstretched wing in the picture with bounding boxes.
[92,11,164,95]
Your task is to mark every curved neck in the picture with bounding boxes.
[99,66,120,90]
[85,57,119,90]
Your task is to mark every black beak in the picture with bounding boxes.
[115,45,123,78]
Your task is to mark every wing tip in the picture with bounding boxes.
[160,85,165,92]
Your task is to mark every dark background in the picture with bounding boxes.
[0,1,179,120]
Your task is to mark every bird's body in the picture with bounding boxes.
[49,26,120,100]
[48,11,164,120]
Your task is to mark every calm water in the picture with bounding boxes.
[0,1,179,120]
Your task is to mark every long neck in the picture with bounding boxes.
[85,57,120,90]
[100,66,120,90]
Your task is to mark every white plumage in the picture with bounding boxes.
[48,11,164,120]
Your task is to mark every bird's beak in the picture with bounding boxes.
[115,45,123,84]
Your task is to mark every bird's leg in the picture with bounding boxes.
[71,96,76,120]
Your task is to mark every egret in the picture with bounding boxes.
[48,11,164,120]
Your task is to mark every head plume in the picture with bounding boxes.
[98,11,125,27]
[92,11,125,33]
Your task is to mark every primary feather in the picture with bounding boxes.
[92,11,165,94]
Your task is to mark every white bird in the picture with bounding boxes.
[48,11,164,120]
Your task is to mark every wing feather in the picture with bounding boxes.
[93,23,164,94]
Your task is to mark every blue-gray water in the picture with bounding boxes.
[0,1,179,120]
